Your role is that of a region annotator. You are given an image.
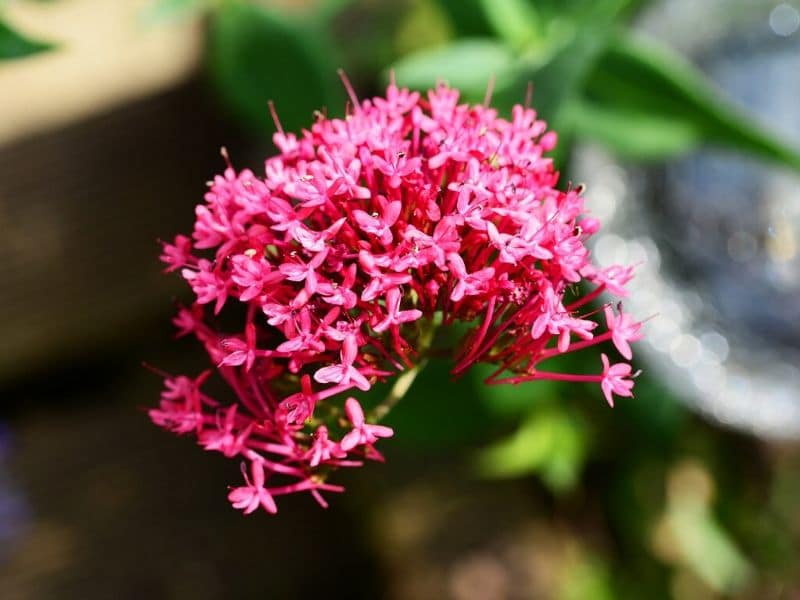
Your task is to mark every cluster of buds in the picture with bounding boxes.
[152,76,642,514]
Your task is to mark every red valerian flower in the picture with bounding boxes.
[151,76,641,515]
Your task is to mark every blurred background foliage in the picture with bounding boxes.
[1,0,800,598]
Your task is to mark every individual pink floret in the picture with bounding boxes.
[228,461,278,515]
[600,353,636,407]
[340,397,395,452]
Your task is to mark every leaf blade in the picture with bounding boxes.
[582,33,800,168]
[207,2,344,137]
[0,18,55,61]
[388,38,517,102]
[476,406,588,492]
[478,0,540,50]
[564,99,701,159]
[493,0,629,124]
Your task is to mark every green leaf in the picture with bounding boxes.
[434,0,494,38]
[394,0,453,59]
[669,503,753,593]
[558,556,616,600]
[493,0,629,125]
[318,0,356,21]
[388,38,517,102]
[140,0,210,25]
[582,33,800,168]
[477,406,588,492]
[478,0,539,50]
[564,100,701,159]
[532,0,654,22]
[484,0,629,169]
[208,2,344,138]
[0,18,55,60]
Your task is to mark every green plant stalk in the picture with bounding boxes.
[372,358,429,423]
[371,319,437,423]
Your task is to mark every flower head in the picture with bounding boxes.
[152,78,641,515]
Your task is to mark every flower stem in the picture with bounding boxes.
[371,318,435,422]
[372,359,428,423]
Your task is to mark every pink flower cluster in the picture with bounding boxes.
[152,77,642,515]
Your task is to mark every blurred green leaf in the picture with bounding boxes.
[669,502,753,593]
[530,0,652,21]
[0,18,54,60]
[478,0,539,50]
[393,0,453,58]
[565,100,701,159]
[494,0,628,124]
[208,2,344,137]
[318,0,356,22]
[559,555,616,600]
[389,38,516,102]
[477,406,588,492]
[434,0,494,38]
[582,33,800,168]
[486,0,630,170]
[327,0,406,79]
[140,0,210,24]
